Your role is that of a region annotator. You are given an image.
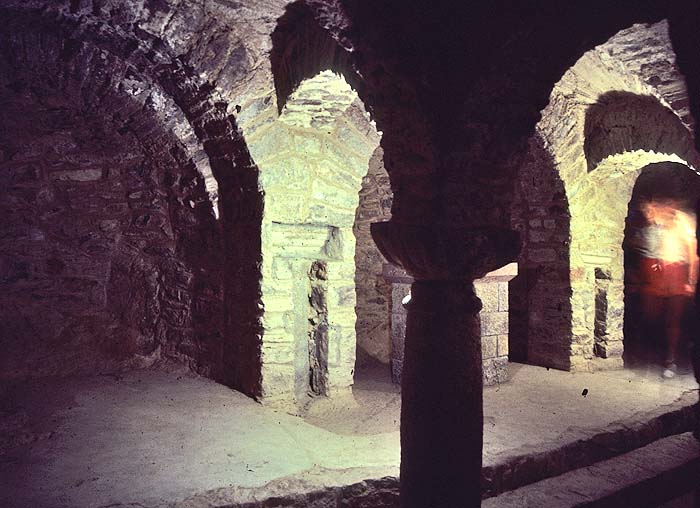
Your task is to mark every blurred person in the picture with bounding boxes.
[639,199,697,379]
[693,197,700,442]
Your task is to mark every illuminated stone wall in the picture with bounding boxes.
[569,152,692,368]
[246,72,380,402]
[514,22,700,372]
[354,148,393,365]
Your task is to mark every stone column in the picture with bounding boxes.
[371,221,519,508]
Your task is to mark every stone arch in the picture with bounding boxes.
[0,18,225,380]
[0,6,266,397]
[569,150,695,368]
[623,161,700,366]
[1,7,220,204]
[245,70,383,403]
[584,91,699,172]
[514,21,700,372]
[572,97,699,370]
[269,0,441,226]
[270,1,359,116]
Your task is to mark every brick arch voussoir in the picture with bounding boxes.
[584,92,700,172]
[270,1,358,115]
[2,6,260,188]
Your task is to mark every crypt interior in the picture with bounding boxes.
[1,1,700,507]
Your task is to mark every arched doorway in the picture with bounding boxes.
[512,20,700,373]
[623,162,700,372]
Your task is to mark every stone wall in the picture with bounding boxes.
[245,71,380,402]
[354,148,393,365]
[570,153,697,367]
[510,136,572,369]
[477,265,517,384]
[384,264,516,386]
[0,49,224,379]
[512,143,695,372]
[512,23,700,372]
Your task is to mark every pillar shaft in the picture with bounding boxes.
[401,280,483,508]
[370,220,519,508]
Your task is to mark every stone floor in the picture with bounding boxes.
[482,432,700,508]
[0,362,697,508]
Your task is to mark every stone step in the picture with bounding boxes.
[482,432,699,508]
[482,391,699,498]
[203,432,698,508]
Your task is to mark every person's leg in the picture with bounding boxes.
[641,291,663,363]
[691,298,700,439]
[658,261,691,377]
[664,295,686,377]
[693,340,700,440]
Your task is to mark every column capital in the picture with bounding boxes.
[370,220,520,281]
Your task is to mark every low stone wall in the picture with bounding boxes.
[476,263,517,385]
[384,263,517,385]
